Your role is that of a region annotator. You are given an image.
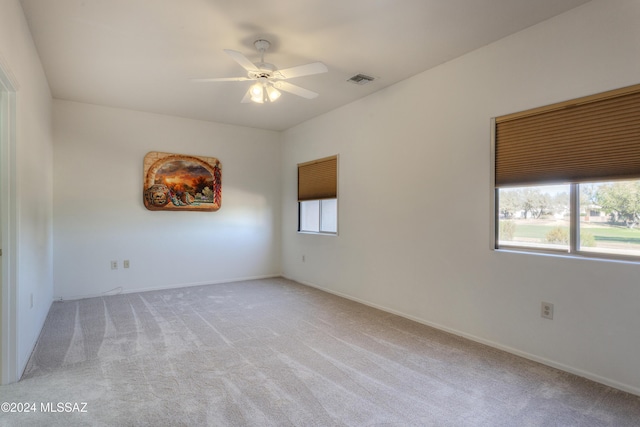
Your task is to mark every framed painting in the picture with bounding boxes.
[143,151,222,211]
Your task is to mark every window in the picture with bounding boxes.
[498,184,570,251]
[578,180,640,257]
[493,84,640,260]
[497,181,640,257]
[298,156,338,234]
[299,199,337,233]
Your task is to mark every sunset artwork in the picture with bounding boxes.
[143,152,221,211]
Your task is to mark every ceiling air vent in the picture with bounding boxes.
[347,74,375,85]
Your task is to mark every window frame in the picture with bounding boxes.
[298,198,338,235]
[297,155,338,236]
[491,119,640,263]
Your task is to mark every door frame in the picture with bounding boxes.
[0,56,19,385]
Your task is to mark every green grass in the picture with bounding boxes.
[583,227,640,244]
[511,224,564,239]
[501,221,640,247]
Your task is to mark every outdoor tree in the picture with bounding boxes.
[580,183,599,206]
[521,188,551,219]
[596,181,640,227]
[500,188,556,218]
[551,192,569,218]
[499,189,521,218]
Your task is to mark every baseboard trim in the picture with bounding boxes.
[18,297,55,382]
[287,275,640,397]
[55,274,282,301]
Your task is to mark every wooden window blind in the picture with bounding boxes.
[495,83,640,187]
[298,155,337,201]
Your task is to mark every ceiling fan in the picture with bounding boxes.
[192,39,328,104]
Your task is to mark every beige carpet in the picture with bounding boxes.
[1,277,638,426]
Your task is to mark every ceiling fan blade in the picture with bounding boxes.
[224,49,258,72]
[275,81,319,99]
[241,89,252,103]
[276,62,328,79]
[191,77,252,82]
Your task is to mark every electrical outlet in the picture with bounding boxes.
[123,260,130,269]
[541,302,554,320]
[111,260,118,270]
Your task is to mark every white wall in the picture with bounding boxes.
[0,0,54,378]
[282,0,640,395]
[53,100,281,299]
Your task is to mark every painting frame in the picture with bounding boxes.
[143,151,222,211]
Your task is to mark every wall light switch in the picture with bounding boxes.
[123,260,130,269]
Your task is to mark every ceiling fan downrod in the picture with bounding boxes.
[254,39,271,63]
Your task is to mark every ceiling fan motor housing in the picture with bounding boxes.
[254,39,271,52]
[249,62,276,79]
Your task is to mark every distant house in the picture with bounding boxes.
[583,204,607,222]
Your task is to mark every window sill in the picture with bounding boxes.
[494,246,640,265]
[297,231,338,237]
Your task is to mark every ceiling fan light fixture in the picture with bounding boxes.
[250,78,281,104]
[267,85,281,102]
[250,82,264,103]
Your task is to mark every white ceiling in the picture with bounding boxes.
[20,0,591,131]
